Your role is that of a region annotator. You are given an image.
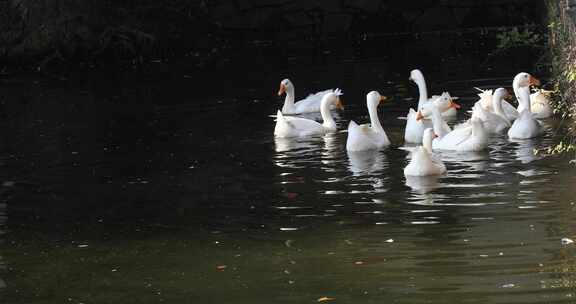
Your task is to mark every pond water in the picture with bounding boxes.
[1,31,576,304]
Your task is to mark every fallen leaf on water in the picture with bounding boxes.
[317,297,335,302]
[285,192,298,199]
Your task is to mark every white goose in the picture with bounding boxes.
[471,88,512,134]
[404,128,446,176]
[277,78,336,114]
[404,70,458,143]
[409,69,458,117]
[530,89,553,119]
[418,105,489,152]
[274,90,344,138]
[508,73,542,139]
[473,88,519,121]
[346,91,390,151]
[513,72,541,113]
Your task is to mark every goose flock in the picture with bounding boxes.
[274,69,551,179]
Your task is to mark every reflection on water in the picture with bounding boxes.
[2,69,576,303]
[347,149,387,176]
[321,132,343,170]
[274,136,320,155]
[510,138,540,164]
[405,175,442,194]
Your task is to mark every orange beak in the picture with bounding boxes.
[529,75,541,87]
[416,111,424,121]
[277,83,286,96]
[450,101,461,109]
[336,98,344,110]
[379,95,387,105]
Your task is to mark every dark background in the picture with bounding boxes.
[0,0,546,70]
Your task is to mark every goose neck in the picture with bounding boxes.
[282,86,295,113]
[416,78,429,109]
[368,103,384,133]
[516,86,531,113]
[321,97,336,130]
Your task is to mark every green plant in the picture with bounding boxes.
[495,26,543,50]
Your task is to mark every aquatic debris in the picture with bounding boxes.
[317,297,335,302]
[562,238,574,245]
[385,239,394,243]
[216,265,227,271]
[280,227,299,231]
[501,283,516,288]
[77,244,89,248]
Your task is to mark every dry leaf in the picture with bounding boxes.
[317,296,335,302]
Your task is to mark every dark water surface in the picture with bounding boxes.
[2,32,576,303]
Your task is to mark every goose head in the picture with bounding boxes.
[366,90,387,109]
[321,90,344,110]
[433,92,461,112]
[277,78,294,96]
[513,72,540,90]
[416,93,458,121]
[493,87,511,101]
[409,69,424,83]
[513,73,539,112]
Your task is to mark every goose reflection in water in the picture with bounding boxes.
[347,149,387,176]
[405,174,442,194]
[273,136,323,169]
[321,132,347,172]
[509,138,540,164]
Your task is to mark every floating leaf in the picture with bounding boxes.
[317,297,335,302]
